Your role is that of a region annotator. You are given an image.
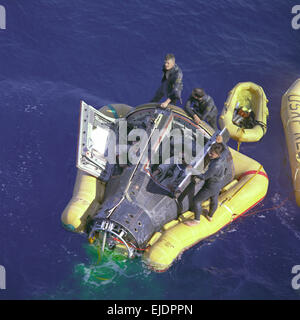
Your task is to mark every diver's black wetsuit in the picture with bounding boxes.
[192,147,227,220]
[151,64,183,105]
[184,94,218,130]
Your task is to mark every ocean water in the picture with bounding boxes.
[0,0,300,300]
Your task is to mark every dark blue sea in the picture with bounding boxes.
[0,0,300,300]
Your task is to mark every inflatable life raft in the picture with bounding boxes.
[61,102,269,272]
[143,148,268,271]
[281,78,300,207]
[219,82,269,146]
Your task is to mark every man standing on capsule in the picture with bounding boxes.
[185,136,227,226]
[151,54,183,108]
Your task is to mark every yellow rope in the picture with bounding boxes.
[95,276,109,281]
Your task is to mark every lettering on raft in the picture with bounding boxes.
[288,95,300,158]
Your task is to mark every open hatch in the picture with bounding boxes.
[77,101,118,182]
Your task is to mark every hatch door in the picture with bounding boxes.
[76,101,117,179]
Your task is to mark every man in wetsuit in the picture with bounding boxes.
[151,53,183,108]
[185,141,227,226]
[184,88,218,131]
